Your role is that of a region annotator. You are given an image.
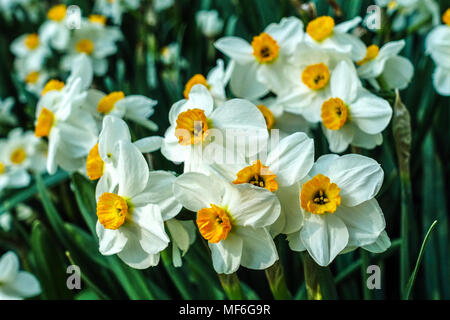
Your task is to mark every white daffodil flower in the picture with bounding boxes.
[10,32,49,65]
[86,115,162,194]
[321,61,392,153]
[85,89,158,131]
[35,77,99,174]
[39,4,71,51]
[357,40,414,90]
[425,9,450,96]
[174,172,280,274]
[61,19,122,76]
[207,132,314,237]
[196,10,224,38]
[0,251,41,300]
[166,219,196,267]
[215,16,304,99]
[304,16,366,62]
[0,128,46,192]
[95,140,176,269]
[253,96,312,138]
[183,59,233,106]
[286,154,387,267]
[276,43,352,123]
[0,97,17,126]
[94,0,140,25]
[161,85,268,173]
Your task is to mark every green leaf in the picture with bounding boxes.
[30,221,73,300]
[403,220,438,300]
[71,173,98,236]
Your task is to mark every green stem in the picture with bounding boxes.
[301,252,338,300]
[217,273,245,300]
[265,260,292,300]
[160,249,192,299]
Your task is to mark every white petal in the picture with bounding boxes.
[276,183,303,234]
[328,154,384,207]
[287,230,306,251]
[300,213,348,266]
[362,230,391,253]
[322,124,355,153]
[382,56,414,90]
[117,141,149,198]
[173,172,225,212]
[133,136,163,153]
[330,60,360,103]
[3,272,41,298]
[265,16,304,53]
[433,66,450,96]
[350,89,392,134]
[99,115,131,160]
[266,132,314,186]
[96,221,128,255]
[351,128,383,149]
[335,199,385,247]
[0,251,19,283]
[209,233,243,274]
[226,184,280,228]
[118,96,157,119]
[132,205,169,254]
[132,171,182,220]
[235,226,278,270]
[230,61,269,99]
[214,37,253,64]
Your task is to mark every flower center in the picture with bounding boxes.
[233,160,278,192]
[97,91,125,114]
[321,97,349,130]
[388,1,398,10]
[48,4,67,22]
[86,144,104,180]
[301,63,330,90]
[89,14,107,25]
[257,104,275,130]
[35,108,55,137]
[357,44,380,66]
[75,39,94,55]
[24,33,39,50]
[97,193,129,230]
[41,79,65,96]
[25,71,40,84]
[251,32,280,63]
[0,162,5,175]
[197,204,232,243]
[443,8,450,26]
[306,16,335,42]
[175,108,210,145]
[183,74,210,99]
[300,174,341,214]
[10,148,26,164]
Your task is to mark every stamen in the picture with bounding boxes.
[197,204,232,243]
[233,160,278,192]
[251,32,280,63]
[321,97,349,130]
[301,63,330,90]
[300,174,341,214]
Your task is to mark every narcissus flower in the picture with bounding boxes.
[174,172,280,274]
[321,61,392,153]
[287,154,387,266]
[357,40,414,90]
[95,140,175,269]
[61,19,122,75]
[161,85,268,172]
[39,4,70,50]
[35,77,98,174]
[305,16,366,61]
[86,88,158,131]
[0,251,41,300]
[276,43,352,123]
[215,16,304,99]
[183,59,233,106]
[0,128,46,192]
[208,132,314,236]
[425,10,450,96]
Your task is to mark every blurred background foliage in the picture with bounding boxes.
[0,0,448,300]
